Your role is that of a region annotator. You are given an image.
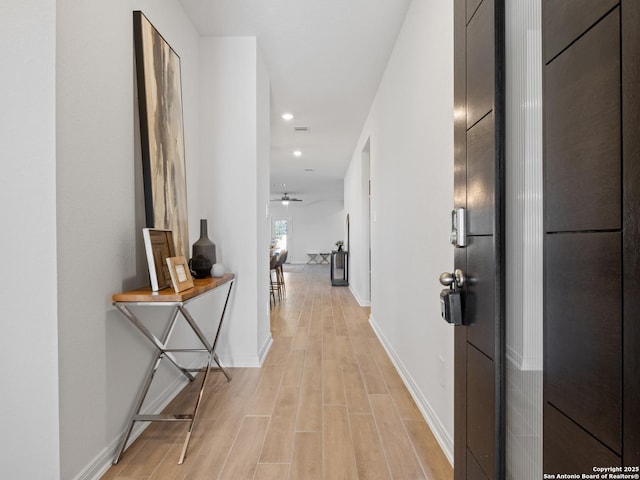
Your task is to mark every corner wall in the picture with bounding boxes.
[344,0,455,461]
[198,36,272,366]
[0,1,60,478]
[256,46,272,357]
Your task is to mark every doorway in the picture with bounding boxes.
[362,139,371,304]
[272,217,291,253]
[453,1,640,478]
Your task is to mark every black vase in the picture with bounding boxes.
[192,219,216,268]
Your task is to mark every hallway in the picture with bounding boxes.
[101,265,452,479]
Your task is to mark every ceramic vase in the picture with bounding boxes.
[189,255,212,279]
[192,219,216,267]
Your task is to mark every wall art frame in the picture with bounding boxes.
[166,256,194,293]
[133,10,189,259]
[142,228,176,291]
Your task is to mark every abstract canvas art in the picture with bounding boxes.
[134,11,189,258]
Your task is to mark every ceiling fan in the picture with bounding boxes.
[271,193,302,205]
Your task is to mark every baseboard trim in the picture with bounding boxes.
[368,314,454,465]
[506,344,542,372]
[349,285,371,307]
[215,336,272,368]
[258,332,273,365]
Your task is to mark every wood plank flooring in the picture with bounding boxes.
[101,265,453,480]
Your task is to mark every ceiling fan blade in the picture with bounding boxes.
[270,193,303,202]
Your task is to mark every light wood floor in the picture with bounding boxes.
[101,265,453,480]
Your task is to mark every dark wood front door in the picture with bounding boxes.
[453,0,505,479]
[542,0,640,472]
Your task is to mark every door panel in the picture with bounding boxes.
[466,0,483,24]
[467,114,495,236]
[543,403,622,474]
[467,344,496,478]
[453,0,469,474]
[454,0,505,478]
[542,2,639,472]
[466,236,495,358]
[545,9,620,233]
[467,449,489,480]
[454,255,468,479]
[466,0,495,128]
[545,232,622,452]
[543,0,618,62]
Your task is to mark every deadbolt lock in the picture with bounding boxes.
[439,269,465,326]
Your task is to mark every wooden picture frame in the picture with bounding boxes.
[166,256,194,293]
[134,11,190,259]
[142,228,176,291]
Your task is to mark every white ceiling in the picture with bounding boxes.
[179,0,413,201]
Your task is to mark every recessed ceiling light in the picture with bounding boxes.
[282,113,293,121]
[304,168,314,172]
[293,150,302,157]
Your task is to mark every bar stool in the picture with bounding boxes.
[276,249,288,298]
[270,254,280,304]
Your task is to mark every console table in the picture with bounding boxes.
[111,273,235,465]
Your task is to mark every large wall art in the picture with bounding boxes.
[133,10,189,258]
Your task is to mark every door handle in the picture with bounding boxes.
[439,269,465,289]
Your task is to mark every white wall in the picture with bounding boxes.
[0,1,60,478]
[56,2,270,479]
[344,144,371,306]
[199,36,272,366]
[56,2,203,478]
[344,0,455,462]
[270,196,345,264]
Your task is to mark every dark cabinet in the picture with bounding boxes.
[330,250,348,286]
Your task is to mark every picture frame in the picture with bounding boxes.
[166,256,194,293]
[133,11,190,259]
[142,228,176,291]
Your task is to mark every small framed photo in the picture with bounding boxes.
[143,228,176,291]
[166,256,194,293]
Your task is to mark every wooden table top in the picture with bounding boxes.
[113,273,235,303]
